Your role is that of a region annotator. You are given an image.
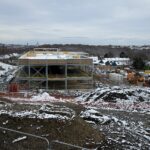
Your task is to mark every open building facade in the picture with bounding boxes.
[15,48,93,90]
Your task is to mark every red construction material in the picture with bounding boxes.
[8,83,19,92]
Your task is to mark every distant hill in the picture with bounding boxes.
[39,44,150,59]
[0,44,150,60]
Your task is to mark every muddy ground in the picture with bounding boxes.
[0,98,150,150]
[95,109,150,150]
[0,99,106,150]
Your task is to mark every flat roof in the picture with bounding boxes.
[20,51,89,60]
[19,50,92,65]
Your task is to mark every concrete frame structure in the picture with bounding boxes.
[16,48,93,90]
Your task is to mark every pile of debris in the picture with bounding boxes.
[80,108,150,149]
[0,62,18,84]
[76,85,150,113]
[0,101,75,120]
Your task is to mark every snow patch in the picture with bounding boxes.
[31,92,56,102]
[0,104,75,120]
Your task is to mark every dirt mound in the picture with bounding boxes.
[0,102,76,121]
[77,86,150,103]
[76,86,150,112]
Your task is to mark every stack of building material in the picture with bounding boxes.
[109,73,124,83]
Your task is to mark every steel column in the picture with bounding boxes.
[46,63,48,90]
[65,63,68,90]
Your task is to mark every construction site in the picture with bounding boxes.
[0,47,150,150]
[14,48,93,91]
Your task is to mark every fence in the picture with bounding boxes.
[0,126,92,150]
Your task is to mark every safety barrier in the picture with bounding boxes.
[0,126,92,150]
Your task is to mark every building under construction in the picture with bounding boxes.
[15,48,93,90]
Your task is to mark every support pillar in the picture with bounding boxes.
[46,64,48,90]
[28,62,31,90]
[65,63,68,90]
[91,63,94,89]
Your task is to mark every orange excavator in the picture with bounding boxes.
[127,71,145,85]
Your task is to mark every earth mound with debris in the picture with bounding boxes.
[76,85,150,113]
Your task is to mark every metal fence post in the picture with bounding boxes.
[0,126,51,150]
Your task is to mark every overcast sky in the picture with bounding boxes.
[0,0,150,45]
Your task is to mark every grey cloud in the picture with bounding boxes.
[0,0,150,45]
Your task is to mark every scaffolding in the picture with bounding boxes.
[15,49,93,90]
